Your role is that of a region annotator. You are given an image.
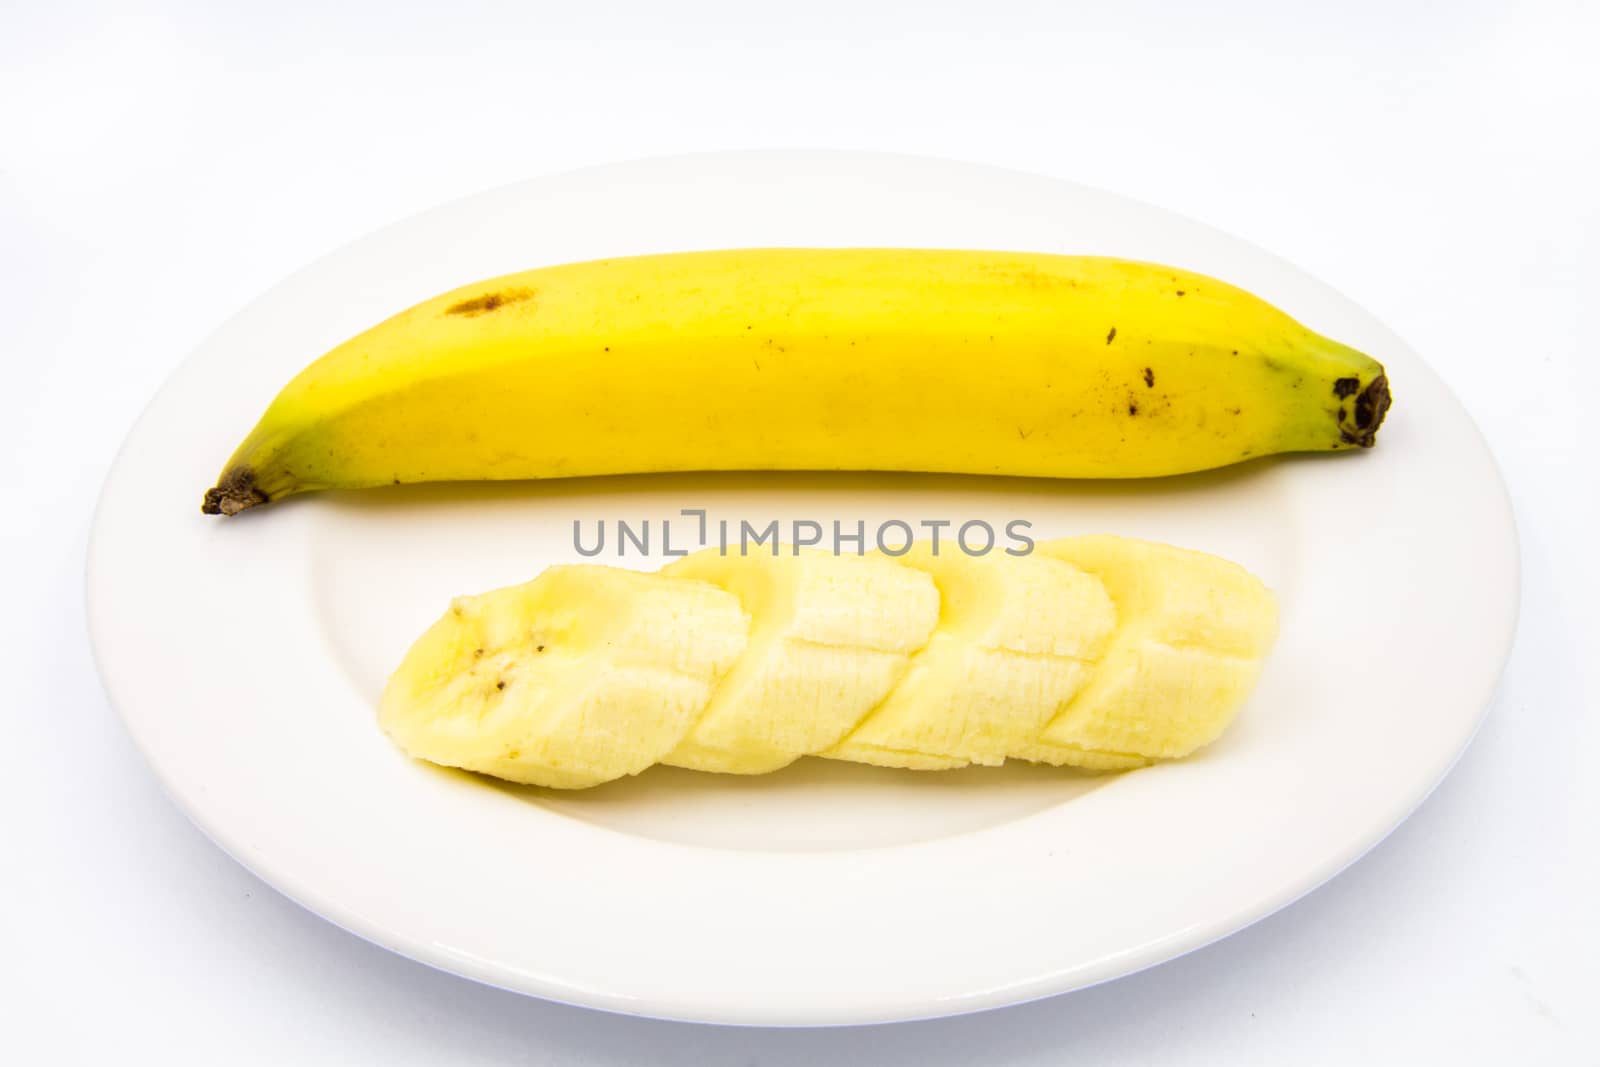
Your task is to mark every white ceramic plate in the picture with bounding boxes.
[88,152,1518,1025]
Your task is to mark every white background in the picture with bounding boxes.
[3,1,1594,1063]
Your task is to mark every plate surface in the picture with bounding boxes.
[88,152,1518,1025]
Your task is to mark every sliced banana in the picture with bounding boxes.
[1019,536,1279,767]
[380,536,1279,788]
[379,565,749,788]
[827,547,1117,769]
[660,548,940,774]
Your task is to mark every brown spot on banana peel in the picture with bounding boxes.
[444,288,535,317]
[201,467,269,515]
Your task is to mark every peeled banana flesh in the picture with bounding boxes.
[379,536,1279,788]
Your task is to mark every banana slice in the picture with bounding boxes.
[827,547,1117,769]
[379,565,749,788]
[660,548,940,774]
[1019,536,1279,768]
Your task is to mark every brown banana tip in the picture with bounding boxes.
[1335,372,1391,448]
[201,467,268,516]
[1357,373,1391,443]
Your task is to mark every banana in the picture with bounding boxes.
[377,565,749,788]
[658,549,941,775]
[203,250,1390,514]
[826,546,1117,770]
[381,537,1279,787]
[1019,536,1280,770]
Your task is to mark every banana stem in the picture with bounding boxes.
[201,467,268,515]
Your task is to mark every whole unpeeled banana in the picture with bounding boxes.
[203,249,1390,514]
[380,536,1279,788]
